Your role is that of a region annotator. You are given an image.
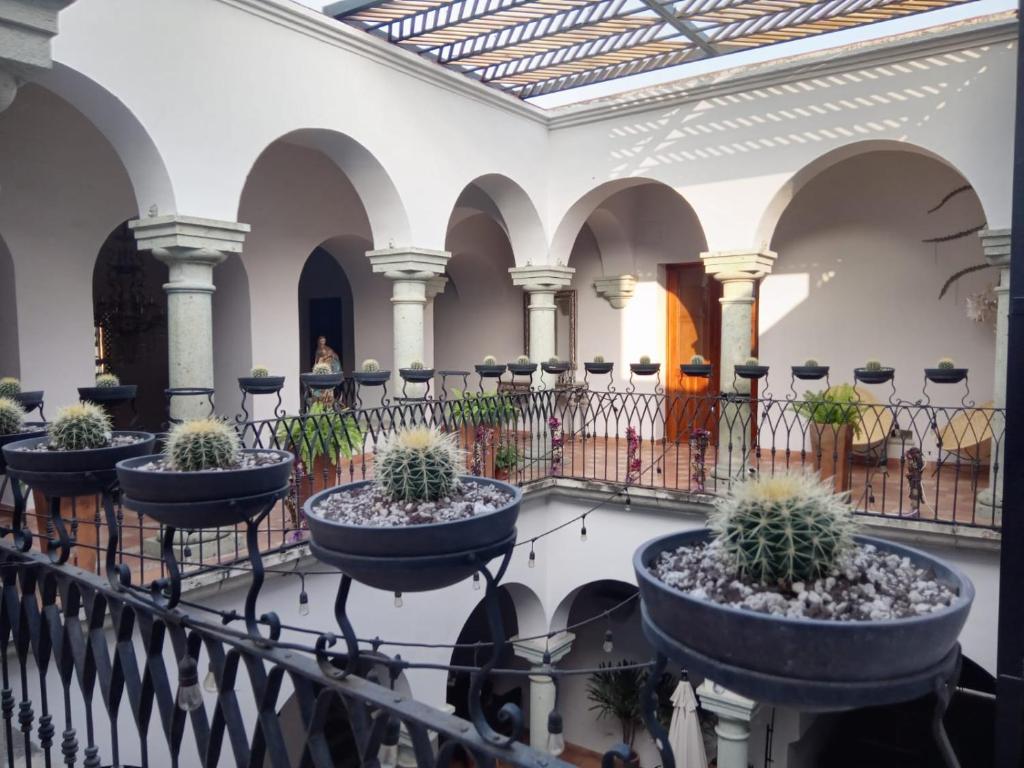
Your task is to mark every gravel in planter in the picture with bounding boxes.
[652,539,956,621]
[132,451,286,472]
[311,479,514,528]
[15,433,145,452]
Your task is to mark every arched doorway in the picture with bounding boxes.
[297,247,355,375]
[92,220,168,430]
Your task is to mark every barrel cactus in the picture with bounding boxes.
[48,403,112,451]
[804,358,819,367]
[745,357,759,366]
[361,359,381,373]
[937,357,956,370]
[548,356,562,365]
[482,355,497,366]
[864,359,882,372]
[515,355,531,365]
[165,418,241,471]
[250,366,270,378]
[710,472,856,585]
[690,355,706,365]
[0,398,24,436]
[0,377,20,398]
[639,355,652,365]
[95,373,121,388]
[375,426,461,503]
[408,360,425,370]
[593,355,605,363]
[312,362,333,375]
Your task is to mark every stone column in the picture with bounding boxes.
[0,0,75,115]
[978,229,1011,518]
[696,681,760,768]
[368,248,451,375]
[701,249,776,480]
[511,633,575,752]
[423,275,448,368]
[509,265,575,387]
[130,216,250,420]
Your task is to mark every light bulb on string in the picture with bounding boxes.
[472,572,481,591]
[378,716,401,768]
[603,629,614,654]
[393,592,403,608]
[624,490,631,512]
[176,655,203,712]
[580,516,588,542]
[546,711,565,756]
[528,544,536,569]
[203,667,219,693]
[298,589,310,616]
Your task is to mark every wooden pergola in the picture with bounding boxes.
[326,0,981,98]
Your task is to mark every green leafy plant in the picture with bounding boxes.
[711,472,856,585]
[251,366,270,377]
[49,403,112,450]
[0,397,25,436]
[937,357,956,369]
[586,660,676,750]
[312,362,333,375]
[165,418,241,471]
[449,390,519,427]
[0,377,21,398]
[375,426,461,503]
[794,385,861,436]
[275,402,362,469]
[95,373,120,387]
[494,441,519,472]
[361,359,380,373]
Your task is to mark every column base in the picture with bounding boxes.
[976,489,1002,527]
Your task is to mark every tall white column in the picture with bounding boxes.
[512,633,575,752]
[368,248,451,375]
[978,228,1011,518]
[701,250,776,480]
[130,216,250,421]
[423,275,448,368]
[509,265,575,388]
[696,681,760,768]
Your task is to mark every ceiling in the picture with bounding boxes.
[325,0,981,99]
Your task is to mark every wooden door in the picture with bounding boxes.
[666,264,721,442]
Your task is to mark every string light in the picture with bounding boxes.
[203,666,219,693]
[472,573,481,591]
[378,716,401,768]
[603,629,614,654]
[624,490,631,512]
[176,655,203,712]
[298,576,310,616]
[546,711,565,756]
[393,592,403,608]
[580,515,588,542]
[528,543,536,568]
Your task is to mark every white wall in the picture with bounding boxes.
[0,234,20,377]
[212,252,253,416]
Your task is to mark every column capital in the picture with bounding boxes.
[594,274,637,309]
[979,228,1011,268]
[425,275,448,301]
[0,0,74,78]
[129,215,250,257]
[700,249,776,282]
[696,680,760,721]
[511,632,575,666]
[368,247,450,279]
[509,264,574,292]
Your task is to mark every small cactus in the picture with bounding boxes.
[95,373,121,388]
[690,355,706,365]
[408,361,426,370]
[48,403,112,451]
[711,472,856,585]
[864,359,882,372]
[164,418,241,471]
[515,355,531,365]
[0,377,21,398]
[744,357,759,366]
[548,356,561,365]
[639,355,652,365]
[937,357,956,370]
[312,362,333,375]
[593,355,605,363]
[375,426,461,503]
[250,366,270,378]
[804,358,819,367]
[482,355,497,366]
[0,398,25,437]
[361,359,381,373]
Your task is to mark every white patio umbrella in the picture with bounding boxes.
[668,678,708,768]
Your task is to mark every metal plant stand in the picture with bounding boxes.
[237,379,285,422]
[164,387,216,426]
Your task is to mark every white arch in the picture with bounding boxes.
[549,579,638,635]
[755,139,987,248]
[502,582,548,639]
[445,174,548,267]
[237,129,411,250]
[32,63,176,217]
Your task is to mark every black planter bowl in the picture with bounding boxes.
[541,362,571,375]
[116,450,294,506]
[584,362,614,375]
[630,363,661,376]
[78,384,138,402]
[399,368,435,383]
[238,376,286,394]
[734,365,770,380]
[12,391,43,411]
[507,363,537,376]
[680,364,713,378]
[792,365,830,381]
[475,364,507,378]
[301,372,344,389]
[2,432,156,496]
[353,371,391,386]
[0,426,47,474]
[634,529,973,699]
[304,477,522,592]
[854,367,895,384]
[925,368,968,384]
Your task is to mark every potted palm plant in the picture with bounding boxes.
[275,402,363,506]
[794,384,860,491]
[587,660,676,766]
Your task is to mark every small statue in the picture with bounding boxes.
[313,336,341,373]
